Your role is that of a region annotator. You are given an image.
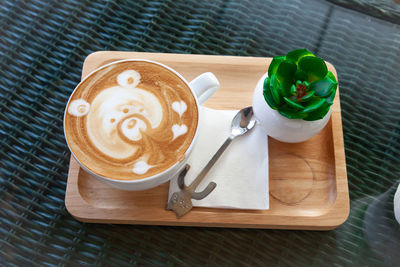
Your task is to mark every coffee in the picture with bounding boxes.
[64,61,198,180]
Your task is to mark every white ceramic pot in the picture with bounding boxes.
[252,73,331,143]
[64,59,219,191]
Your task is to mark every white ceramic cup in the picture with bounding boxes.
[64,59,219,191]
[252,73,331,143]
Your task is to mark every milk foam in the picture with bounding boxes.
[68,99,90,117]
[86,70,163,159]
[117,70,141,88]
[121,117,147,141]
[132,160,153,174]
[172,101,187,117]
[172,124,188,140]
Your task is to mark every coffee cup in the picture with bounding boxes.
[64,59,219,191]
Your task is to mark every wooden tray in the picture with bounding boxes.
[65,51,349,230]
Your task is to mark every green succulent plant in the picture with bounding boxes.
[263,49,337,121]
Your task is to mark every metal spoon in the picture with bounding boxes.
[167,106,256,218]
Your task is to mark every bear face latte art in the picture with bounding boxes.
[64,61,198,180]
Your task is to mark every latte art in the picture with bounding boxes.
[64,61,198,180]
[172,101,187,117]
[133,160,153,175]
[85,70,164,161]
[172,124,188,140]
[68,99,90,117]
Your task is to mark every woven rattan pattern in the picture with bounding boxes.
[1,0,400,265]
[328,0,400,24]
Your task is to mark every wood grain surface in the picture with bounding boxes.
[65,51,349,230]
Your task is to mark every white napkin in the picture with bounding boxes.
[168,106,269,210]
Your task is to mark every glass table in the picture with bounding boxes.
[1,0,399,265]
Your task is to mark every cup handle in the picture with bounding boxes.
[189,72,220,104]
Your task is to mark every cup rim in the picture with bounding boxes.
[63,58,200,184]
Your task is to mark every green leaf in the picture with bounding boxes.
[295,70,307,81]
[286,49,314,65]
[298,90,315,102]
[263,76,270,89]
[309,73,337,97]
[327,71,337,83]
[325,88,336,105]
[263,78,278,109]
[269,74,281,105]
[268,56,285,76]
[303,103,331,121]
[284,97,304,110]
[290,84,297,95]
[298,56,328,83]
[279,81,292,98]
[275,61,296,97]
[278,105,307,119]
[269,73,277,87]
[300,98,325,114]
[276,61,297,83]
